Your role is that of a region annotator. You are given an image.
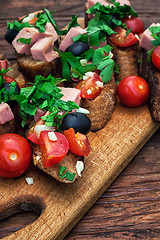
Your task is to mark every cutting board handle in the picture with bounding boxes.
[0,195,45,221]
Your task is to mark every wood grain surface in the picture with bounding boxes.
[0,0,160,239]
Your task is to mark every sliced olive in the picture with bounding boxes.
[108,16,119,29]
[4,28,19,44]
[65,41,90,57]
[61,112,91,135]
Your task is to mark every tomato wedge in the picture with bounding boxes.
[152,46,160,70]
[40,131,69,168]
[76,72,103,99]
[63,128,90,156]
[122,17,145,35]
[110,26,138,47]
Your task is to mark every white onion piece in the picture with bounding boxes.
[25,177,34,185]
[76,107,90,114]
[48,131,57,141]
[76,161,84,177]
[34,125,55,138]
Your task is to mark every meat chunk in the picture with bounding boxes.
[59,26,87,52]
[139,23,156,51]
[0,102,14,124]
[140,48,160,121]
[81,77,117,131]
[12,27,40,55]
[59,87,81,106]
[32,144,84,183]
[30,37,59,62]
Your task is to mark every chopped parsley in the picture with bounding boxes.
[17,37,32,44]
[14,75,79,128]
[147,25,160,61]
[59,165,76,181]
[57,44,114,83]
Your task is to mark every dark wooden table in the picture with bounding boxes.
[0,0,160,239]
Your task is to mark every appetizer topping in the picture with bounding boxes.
[63,128,90,156]
[59,165,76,181]
[0,102,14,124]
[117,75,149,107]
[122,16,145,35]
[76,107,90,114]
[0,133,32,178]
[34,124,55,138]
[65,41,90,57]
[139,23,156,51]
[110,26,138,47]
[59,27,87,52]
[76,160,84,177]
[40,131,69,168]
[25,177,34,185]
[48,131,57,141]
[61,112,91,134]
[152,46,160,70]
[76,72,103,99]
[4,28,19,44]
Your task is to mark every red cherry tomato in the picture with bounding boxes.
[152,46,160,70]
[117,75,149,107]
[122,17,145,35]
[110,26,138,47]
[63,128,90,156]
[76,72,103,99]
[0,133,32,178]
[39,131,69,168]
[27,119,45,145]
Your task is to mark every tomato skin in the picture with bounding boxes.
[40,131,69,168]
[122,17,145,35]
[63,128,90,156]
[152,46,160,70]
[76,72,103,99]
[117,75,149,107]
[0,133,32,178]
[110,26,138,47]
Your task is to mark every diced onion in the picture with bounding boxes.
[76,107,90,114]
[48,131,57,141]
[135,34,140,40]
[83,75,89,80]
[34,125,55,138]
[87,89,92,95]
[80,59,88,65]
[76,161,84,177]
[22,13,35,23]
[85,72,94,77]
[95,81,103,88]
[25,177,34,185]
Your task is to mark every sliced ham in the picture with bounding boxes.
[59,87,81,106]
[12,23,58,58]
[59,27,87,52]
[0,102,14,124]
[30,37,59,62]
[34,107,46,122]
[12,27,40,55]
[139,23,156,51]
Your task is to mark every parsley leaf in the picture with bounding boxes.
[17,37,32,44]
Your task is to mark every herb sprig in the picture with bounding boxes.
[147,25,160,61]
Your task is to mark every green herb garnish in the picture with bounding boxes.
[15,74,79,128]
[59,165,76,181]
[17,37,32,44]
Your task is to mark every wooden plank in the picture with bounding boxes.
[0,101,159,240]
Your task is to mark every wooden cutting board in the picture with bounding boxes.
[0,101,159,240]
[0,17,160,240]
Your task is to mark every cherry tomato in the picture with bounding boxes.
[76,72,103,99]
[152,46,160,70]
[0,60,7,70]
[110,26,138,47]
[27,119,45,145]
[63,128,90,156]
[0,133,32,178]
[117,75,149,107]
[122,17,145,35]
[40,131,69,168]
